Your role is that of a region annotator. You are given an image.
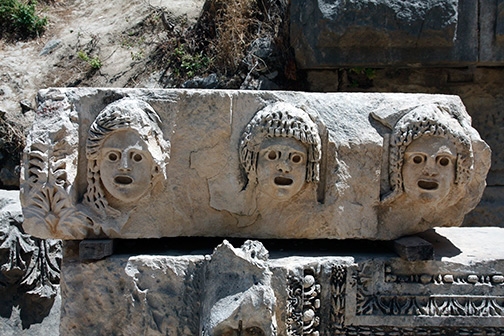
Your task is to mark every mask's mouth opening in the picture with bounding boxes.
[418,180,438,190]
[274,176,293,186]
[115,175,133,185]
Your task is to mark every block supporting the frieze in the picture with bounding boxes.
[59,228,504,335]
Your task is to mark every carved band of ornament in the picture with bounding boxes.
[330,326,504,336]
[357,295,504,317]
[384,266,504,285]
[286,269,321,336]
[331,265,347,329]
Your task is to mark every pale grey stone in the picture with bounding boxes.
[290,0,478,68]
[20,89,490,240]
[0,190,61,335]
[200,240,276,336]
[39,39,62,56]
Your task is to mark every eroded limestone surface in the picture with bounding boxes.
[20,89,490,240]
[59,228,504,335]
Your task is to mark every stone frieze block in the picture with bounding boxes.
[20,88,490,239]
[59,228,504,335]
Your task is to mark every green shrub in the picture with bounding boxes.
[77,51,102,69]
[0,0,47,39]
[89,56,102,69]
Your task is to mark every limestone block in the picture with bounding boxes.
[59,228,504,335]
[393,236,434,261]
[290,0,478,68]
[480,0,504,63]
[20,89,490,240]
[200,240,277,336]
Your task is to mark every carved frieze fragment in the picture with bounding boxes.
[21,89,490,240]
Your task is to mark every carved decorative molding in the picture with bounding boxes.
[21,93,91,239]
[330,265,346,329]
[330,326,504,336]
[287,269,321,336]
[384,265,504,285]
[354,263,504,318]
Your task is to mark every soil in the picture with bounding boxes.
[0,0,205,188]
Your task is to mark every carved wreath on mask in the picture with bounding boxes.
[239,102,322,184]
[386,105,473,203]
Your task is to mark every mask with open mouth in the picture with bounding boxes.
[402,135,456,204]
[256,137,307,201]
[99,129,155,203]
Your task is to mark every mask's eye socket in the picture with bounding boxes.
[438,157,451,167]
[267,150,278,160]
[132,153,143,162]
[291,154,302,164]
[108,152,119,162]
[412,155,423,164]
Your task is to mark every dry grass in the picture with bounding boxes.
[0,112,25,158]
[155,0,291,87]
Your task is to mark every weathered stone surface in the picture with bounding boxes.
[20,88,490,240]
[201,240,277,336]
[304,66,504,227]
[60,228,504,335]
[290,0,478,68]
[479,0,504,63]
[0,190,61,335]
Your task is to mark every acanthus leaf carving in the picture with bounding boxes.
[21,95,93,239]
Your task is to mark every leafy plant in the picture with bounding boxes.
[89,56,102,69]
[77,50,89,62]
[172,44,211,78]
[345,67,377,89]
[77,51,102,69]
[0,0,48,39]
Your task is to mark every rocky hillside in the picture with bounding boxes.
[0,0,293,189]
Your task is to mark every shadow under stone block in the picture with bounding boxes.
[79,240,114,260]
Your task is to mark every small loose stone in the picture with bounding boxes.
[385,274,397,282]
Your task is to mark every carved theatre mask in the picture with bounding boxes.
[402,135,456,204]
[99,129,156,203]
[257,137,308,201]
